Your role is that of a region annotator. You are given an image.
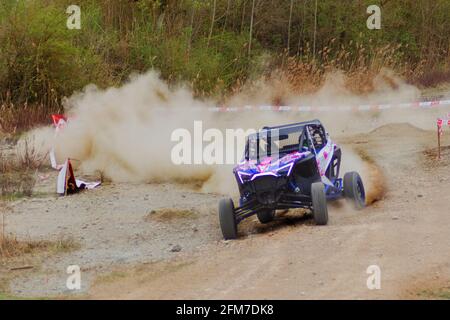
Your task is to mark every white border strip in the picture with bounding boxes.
[161,99,450,113]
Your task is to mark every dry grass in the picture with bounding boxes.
[14,136,47,170]
[0,41,447,134]
[0,135,47,199]
[415,285,450,300]
[0,103,54,134]
[414,70,450,88]
[0,158,37,199]
[0,235,51,259]
[0,173,36,199]
[0,210,79,298]
[0,206,78,259]
[229,42,429,106]
[0,229,79,260]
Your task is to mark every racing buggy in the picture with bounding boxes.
[219,120,366,239]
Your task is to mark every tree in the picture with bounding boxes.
[248,0,255,55]
[287,0,294,54]
[207,0,217,47]
[312,0,317,59]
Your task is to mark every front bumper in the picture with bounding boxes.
[242,175,287,205]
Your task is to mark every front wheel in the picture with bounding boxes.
[219,198,238,239]
[343,172,366,210]
[311,182,328,225]
[257,209,275,224]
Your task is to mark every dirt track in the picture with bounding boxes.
[1,123,450,299]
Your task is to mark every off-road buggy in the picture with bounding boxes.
[218,120,366,239]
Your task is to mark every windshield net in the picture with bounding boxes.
[246,128,304,160]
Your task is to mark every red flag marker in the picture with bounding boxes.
[51,114,67,127]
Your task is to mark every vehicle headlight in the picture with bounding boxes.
[237,171,253,184]
[275,163,294,176]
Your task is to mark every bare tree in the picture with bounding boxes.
[222,0,232,33]
[207,0,217,47]
[187,2,196,58]
[241,0,247,33]
[287,0,294,54]
[248,0,255,55]
[312,0,318,59]
[297,0,307,56]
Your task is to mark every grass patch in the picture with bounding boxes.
[436,290,450,299]
[418,287,450,300]
[145,208,198,222]
[0,235,79,260]
[0,292,49,300]
[95,271,128,284]
[0,234,79,300]
[0,292,25,300]
[0,135,48,199]
[0,171,36,199]
[0,191,54,202]
[0,191,31,202]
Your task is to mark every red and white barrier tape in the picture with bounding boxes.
[203,99,450,113]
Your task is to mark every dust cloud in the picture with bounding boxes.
[25,69,439,199]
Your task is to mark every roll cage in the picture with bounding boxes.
[244,120,329,160]
[234,120,343,222]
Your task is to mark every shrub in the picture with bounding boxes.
[0,0,105,128]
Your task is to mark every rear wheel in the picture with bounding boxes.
[311,182,328,225]
[219,198,238,239]
[257,209,275,224]
[343,172,366,210]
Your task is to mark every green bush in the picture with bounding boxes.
[1,0,450,132]
[0,0,102,109]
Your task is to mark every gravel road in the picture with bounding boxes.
[1,122,449,299]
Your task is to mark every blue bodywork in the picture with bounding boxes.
[232,120,345,216]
